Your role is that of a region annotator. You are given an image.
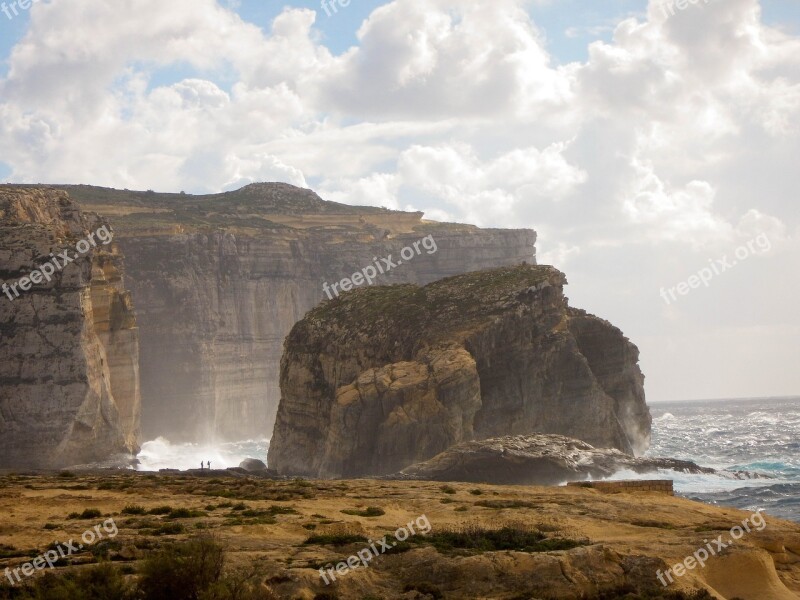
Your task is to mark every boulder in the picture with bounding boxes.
[239,458,268,472]
[395,433,713,485]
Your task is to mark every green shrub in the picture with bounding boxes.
[67,508,102,520]
[0,562,133,600]
[340,506,384,517]
[440,485,457,494]
[201,563,271,600]
[167,508,205,519]
[403,583,443,599]
[137,535,224,600]
[150,523,185,536]
[303,533,368,547]
[148,506,173,515]
[121,505,147,515]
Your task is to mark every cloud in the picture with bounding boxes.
[0,0,798,399]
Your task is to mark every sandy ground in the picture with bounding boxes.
[0,472,798,599]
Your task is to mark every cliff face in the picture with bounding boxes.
[60,183,536,442]
[268,265,651,478]
[0,187,140,469]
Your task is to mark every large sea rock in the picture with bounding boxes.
[268,264,652,478]
[396,433,711,485]
[0,187,141,468]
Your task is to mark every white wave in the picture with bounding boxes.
[136,437,269,472]
[594,468,782,495]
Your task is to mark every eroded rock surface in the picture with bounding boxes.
[0,187,140,468]
[396,433,712,485]
[269,265,652,478]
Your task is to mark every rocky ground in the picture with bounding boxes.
[0,472,798,599]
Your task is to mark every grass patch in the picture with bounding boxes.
[167,508,206,519]
[121,505,147,515]
[148,523,185,536]
[630,520,677,530]
[0,544,36,560]
[67,508,103,520]
[148,506,173,516]
[304,533,369,547]
[408,523,586,556]
[340,506,384,517]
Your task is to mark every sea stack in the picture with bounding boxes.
[268,264,651,478]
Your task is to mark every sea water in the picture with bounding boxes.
[615,396,800,522]
[134,397,800,522]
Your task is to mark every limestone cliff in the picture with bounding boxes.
[268,264,652,478]
[0,187,140,469]
[57,183,536,442]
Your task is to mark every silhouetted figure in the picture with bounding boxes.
[207,460,211,470]
[200,461,204,471]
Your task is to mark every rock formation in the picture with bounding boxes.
[395,433,711,485]
[239,458,268,472]
[57,183,536,442]
[0,187,140,469]
[268,264,652,478]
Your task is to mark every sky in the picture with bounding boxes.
[0,0,798,403]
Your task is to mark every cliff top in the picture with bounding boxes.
[0,186,107,249]
[0,183,530,237]
[290,263,563,356]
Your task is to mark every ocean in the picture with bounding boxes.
[630,396,800,523]
[135,396,800,523]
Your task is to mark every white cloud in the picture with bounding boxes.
[0,0,798,400]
